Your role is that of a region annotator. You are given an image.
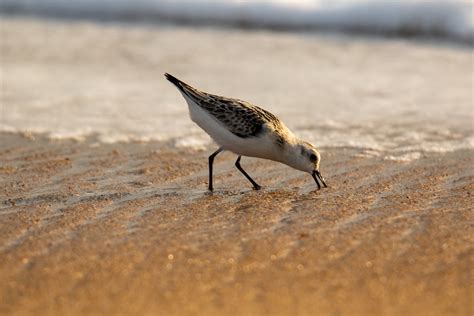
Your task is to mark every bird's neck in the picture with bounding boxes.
[279,138,305,171]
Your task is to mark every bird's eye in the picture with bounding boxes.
[310,154,317,162]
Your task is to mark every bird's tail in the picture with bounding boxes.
[164,73,208,103]
[164,73,191,92]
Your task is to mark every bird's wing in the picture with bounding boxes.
[201,96,283,138]
[165,73,281,138]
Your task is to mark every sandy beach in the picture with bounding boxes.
[0,16,473,316]
[0,132,472,316]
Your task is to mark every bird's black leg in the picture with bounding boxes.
[235,156,261,190]
[208,147,223,192]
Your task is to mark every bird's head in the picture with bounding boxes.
[287,141,327,189]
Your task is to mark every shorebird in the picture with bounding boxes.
[165,73,327,192]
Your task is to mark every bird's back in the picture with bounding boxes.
[165,73,285,139]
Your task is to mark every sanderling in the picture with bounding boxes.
[165,73,327,192]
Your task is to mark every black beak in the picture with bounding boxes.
[312,170,327,190]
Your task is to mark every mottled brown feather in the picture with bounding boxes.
[168,74,285,139]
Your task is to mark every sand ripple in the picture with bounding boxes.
[0,132,472,315]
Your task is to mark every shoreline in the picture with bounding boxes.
[1,131,472,315]
[1,17,472,153]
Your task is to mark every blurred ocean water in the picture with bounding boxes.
[0,0,472,42]
[0,2,473,161]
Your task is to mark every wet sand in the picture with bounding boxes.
[0,132,472,316]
